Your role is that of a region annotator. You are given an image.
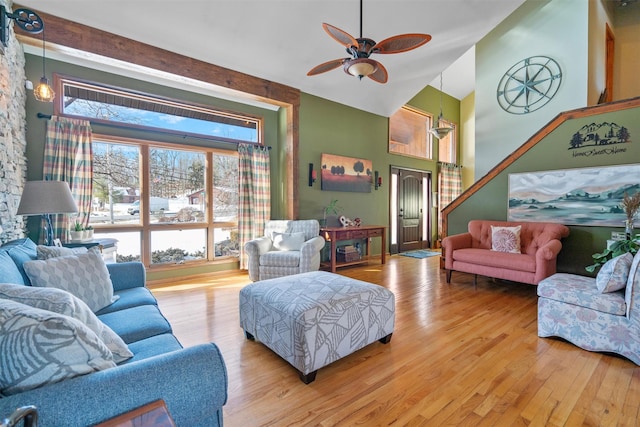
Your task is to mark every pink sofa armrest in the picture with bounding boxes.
[442,233,472,269]
[536,239,563,261]
[534,239,563,283]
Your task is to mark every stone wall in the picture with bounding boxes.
[0,0,27,242]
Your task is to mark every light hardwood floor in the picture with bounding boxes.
[150,255,640,426]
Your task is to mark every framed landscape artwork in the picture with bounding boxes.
[508,164,640,226]
[321,153,373,193]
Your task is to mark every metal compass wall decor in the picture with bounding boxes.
[496,56,562,114]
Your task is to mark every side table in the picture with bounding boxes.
[95,400,176,427]
[320,225,386,273]
[63,238,118,263]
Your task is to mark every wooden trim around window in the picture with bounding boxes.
[16,7,301,219]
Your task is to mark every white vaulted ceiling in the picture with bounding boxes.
[17,0,526,115]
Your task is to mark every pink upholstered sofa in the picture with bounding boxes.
[442,220,570,285]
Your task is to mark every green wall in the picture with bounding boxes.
[24,53,460,270]
[297,88,460,253]
[448,105,640,275]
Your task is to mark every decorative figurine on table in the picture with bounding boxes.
[339,216,361,227]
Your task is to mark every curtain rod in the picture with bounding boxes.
[36,113,271,150]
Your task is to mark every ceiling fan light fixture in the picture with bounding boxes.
[344,58,377,79]
[307,0,431,83]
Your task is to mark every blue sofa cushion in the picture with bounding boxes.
[107,262,147,292]
[96,287,158,315]
[98,305,172,344]
[122,333,183,365]
[0,252,26,285]
[0,238,37,285]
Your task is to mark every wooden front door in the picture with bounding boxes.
[394,168,431,253]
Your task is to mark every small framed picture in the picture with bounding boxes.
[53,238,62,247]
[611,232,626,241]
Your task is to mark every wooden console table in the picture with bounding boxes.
[320,225,386,273]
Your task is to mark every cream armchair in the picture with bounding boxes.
[244,220,325,281]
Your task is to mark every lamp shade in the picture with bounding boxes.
[17,181,79,215]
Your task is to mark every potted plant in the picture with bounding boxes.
[586,192,640,273]
[70,220,84,242]
[322,199,342,227]
[84,225,94,241]
[586,239,639,273]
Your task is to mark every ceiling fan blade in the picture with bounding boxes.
[368,61,388,84]
[307,58,348,76]
[322,23,358,48]
[373,34,432,54]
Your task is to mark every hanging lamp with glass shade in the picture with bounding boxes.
[34,29,54,102]
[429,73,452,139]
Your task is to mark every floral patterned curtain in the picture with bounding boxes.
[437,162,462,238]
[238,144,271,269]
[42,116,93,243]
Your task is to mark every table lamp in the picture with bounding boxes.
[17,180,79,245]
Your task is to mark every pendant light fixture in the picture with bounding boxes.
[428,73,453,139]
[33,29,54,102]
[0,6,53,101]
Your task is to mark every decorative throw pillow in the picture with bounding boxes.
[0,251,27,285]
[491,225,521,254]
[0,283,132,363]
[37,245,88,260]
[596,252,634,293]
[272,232,306,251]
[23,248,118,312]
[0,299,116,396]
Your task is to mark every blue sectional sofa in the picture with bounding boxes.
[0,238,228,426]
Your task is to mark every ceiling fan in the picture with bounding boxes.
[307,0,432,84]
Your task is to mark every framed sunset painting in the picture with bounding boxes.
[321,153,373,193]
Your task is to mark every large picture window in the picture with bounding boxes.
[57,77,253,268]
[88,137,239,266]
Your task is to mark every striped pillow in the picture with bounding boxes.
[0,299,116,395]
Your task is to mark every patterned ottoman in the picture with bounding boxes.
[239,271,395,383]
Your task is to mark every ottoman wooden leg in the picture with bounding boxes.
[379,333,393,344]
[298,370,317,384]
[244,331,255,340]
